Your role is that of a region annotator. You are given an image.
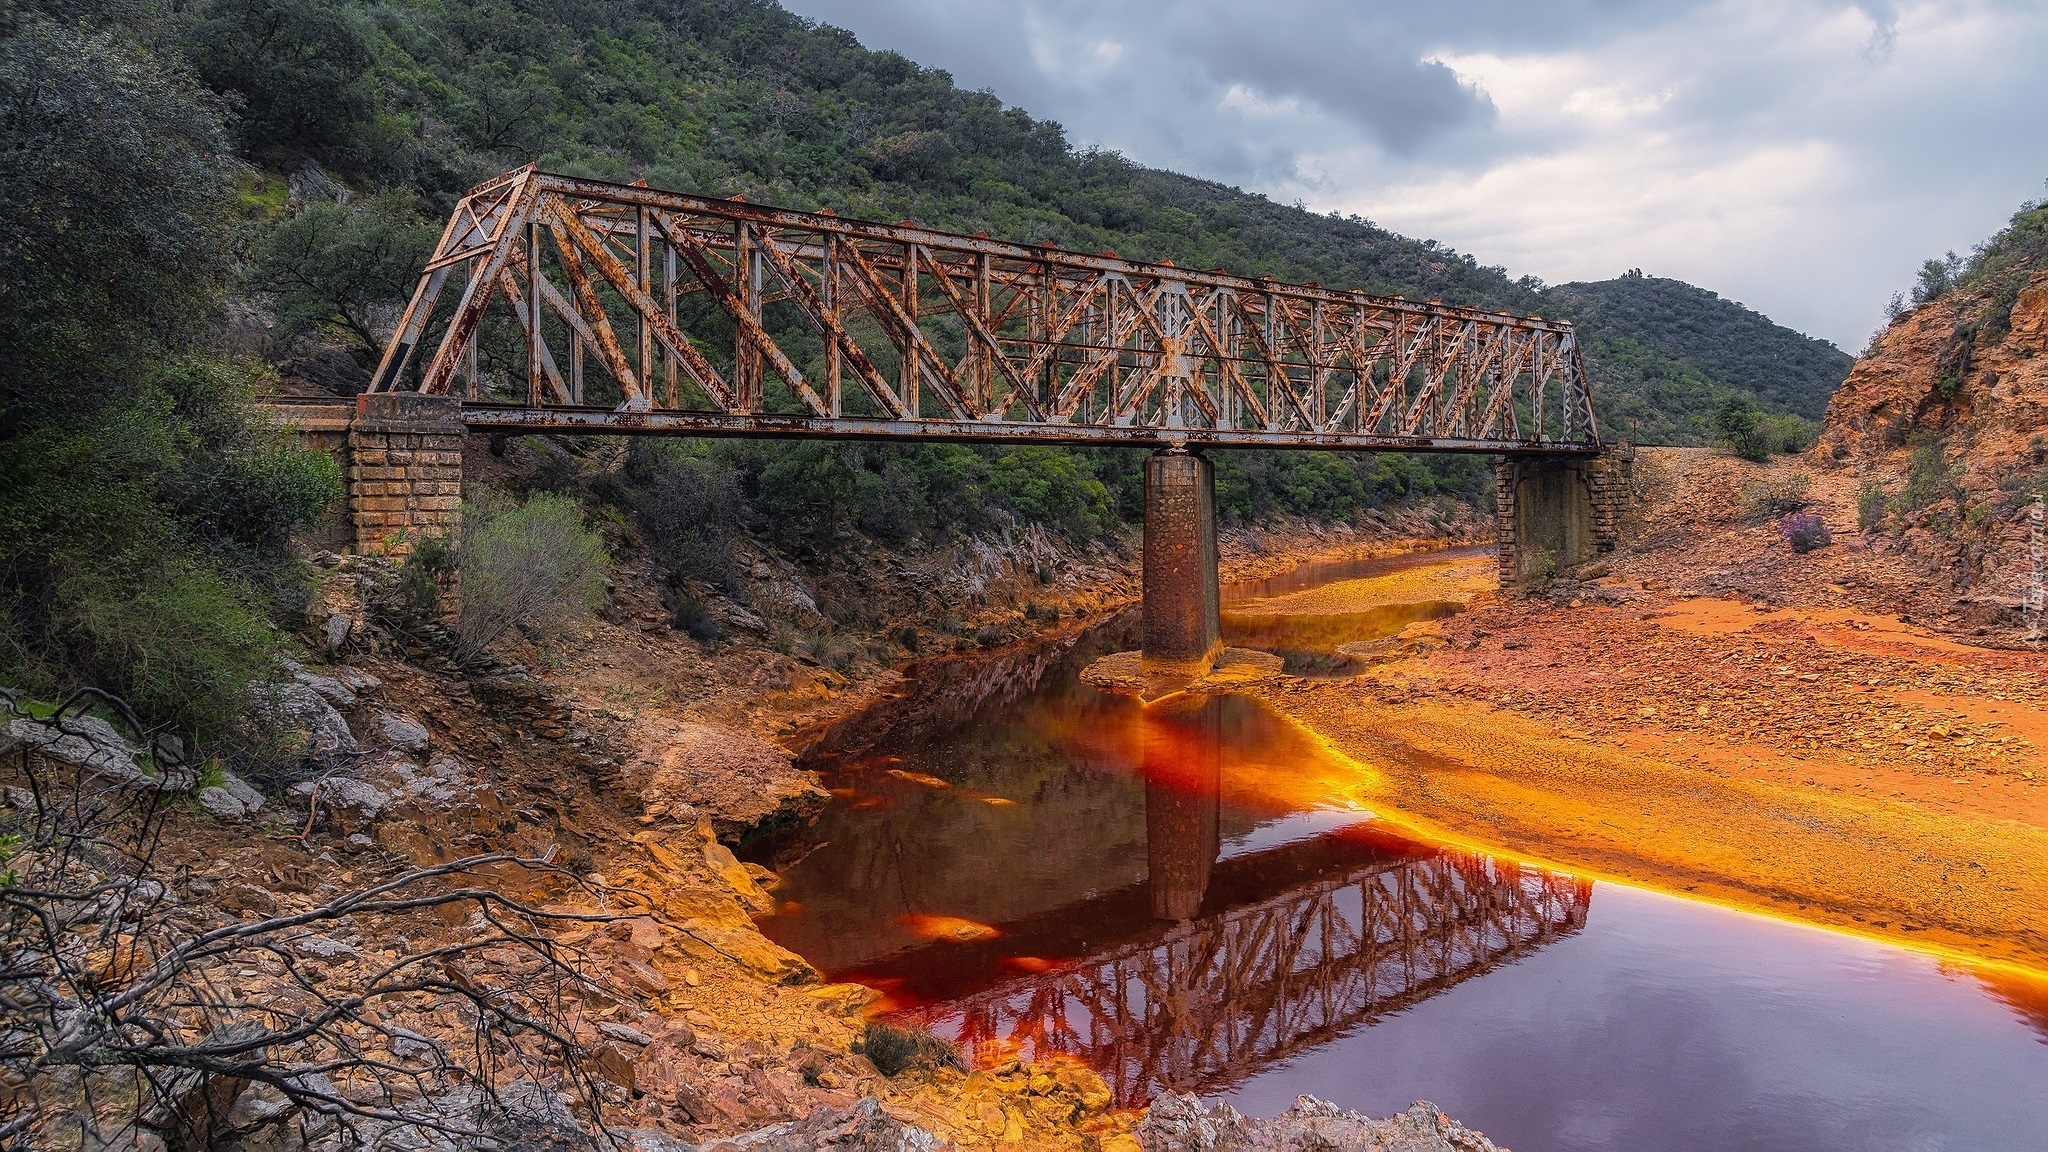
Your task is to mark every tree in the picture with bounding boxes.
[0,17,236,423]
[0,18,341,740]
[1911,250,1964,306]
[1710,396,1770,462]
[181,0,372,159]
[249,194,438,356]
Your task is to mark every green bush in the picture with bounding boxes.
[1899,439,1958,513]
[453,493,608,661]
[0,360,340,740]
[1761,414,1818,455]
[1710,397,1771,462]
[1856,480,1888,531]
[373,534,454,633]
[43,558,279,739]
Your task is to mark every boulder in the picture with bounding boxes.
[293,669,357,709]
[1134,1093,1503,1152]
[717,1096,940,1151]
[289,776,392,826]
[598,1021,655,1047]
[291,934,358,961]
[219,768,265,812]
[250,681,359,764]
[196,786,247,821]
[324,613,352,654]
[377,710,431,752]
[5,714,187,790]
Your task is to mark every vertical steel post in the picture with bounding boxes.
[526,220,543,407]
[736,222,760,412]
[663,244,678,407]
[636,206,652,393]
[900,244,919,417]
[823,236,842,417]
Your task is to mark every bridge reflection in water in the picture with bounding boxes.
[884,697,1593,1106]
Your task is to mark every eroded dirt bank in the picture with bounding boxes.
[1242,450,2048,975]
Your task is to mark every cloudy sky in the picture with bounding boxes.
[778,0,2048,350]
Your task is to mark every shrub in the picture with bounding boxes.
[42,558,279,740]
[670,592,728,644]
[1779,511,1832,553]
[373,534,454,633]
[1899,439,1958,512]
[453,493,608,661]
[1856,480,1888,531]
[855,1023,961,1077]
[1761,414,1818,455]
[1743,473,1812,523]
[1710,397,1770,462]
[1521,547,1559,589]
[1911,251,1964,305]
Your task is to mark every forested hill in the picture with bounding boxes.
[1549,273,1854,434]
[176,0,1829,443]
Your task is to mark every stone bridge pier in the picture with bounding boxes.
[1142,449,1222,677]
[280,393,467,558]
[1493,448,1633,586]
[345,393,465,557]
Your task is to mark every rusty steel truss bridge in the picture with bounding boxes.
[891,848,1592,1106]
[369,167,1602,455]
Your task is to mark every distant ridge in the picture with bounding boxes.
[1548,273,1853,441]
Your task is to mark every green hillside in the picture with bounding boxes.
[1548,272,1853,437]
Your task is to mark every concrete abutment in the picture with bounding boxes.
[1494,448,1633,587]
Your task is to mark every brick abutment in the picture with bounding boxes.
[344,393,465,557]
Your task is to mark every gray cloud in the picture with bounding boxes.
[781,0,2048,348]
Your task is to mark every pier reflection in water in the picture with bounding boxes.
[899,694,1591,1105]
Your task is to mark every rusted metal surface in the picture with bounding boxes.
[372,167,1602,453]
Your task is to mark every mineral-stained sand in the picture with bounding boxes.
[1228,558,1497,617]
[1240,553,2048,975]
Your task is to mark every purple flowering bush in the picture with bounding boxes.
[1779,510,1833,553]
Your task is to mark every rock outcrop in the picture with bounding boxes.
[1825,271,2048,462]
[1134,1093,1505,1152]
[1819,269,2048,625]
[621,716,828,836]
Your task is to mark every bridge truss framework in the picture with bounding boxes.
[370,167,1602,454]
